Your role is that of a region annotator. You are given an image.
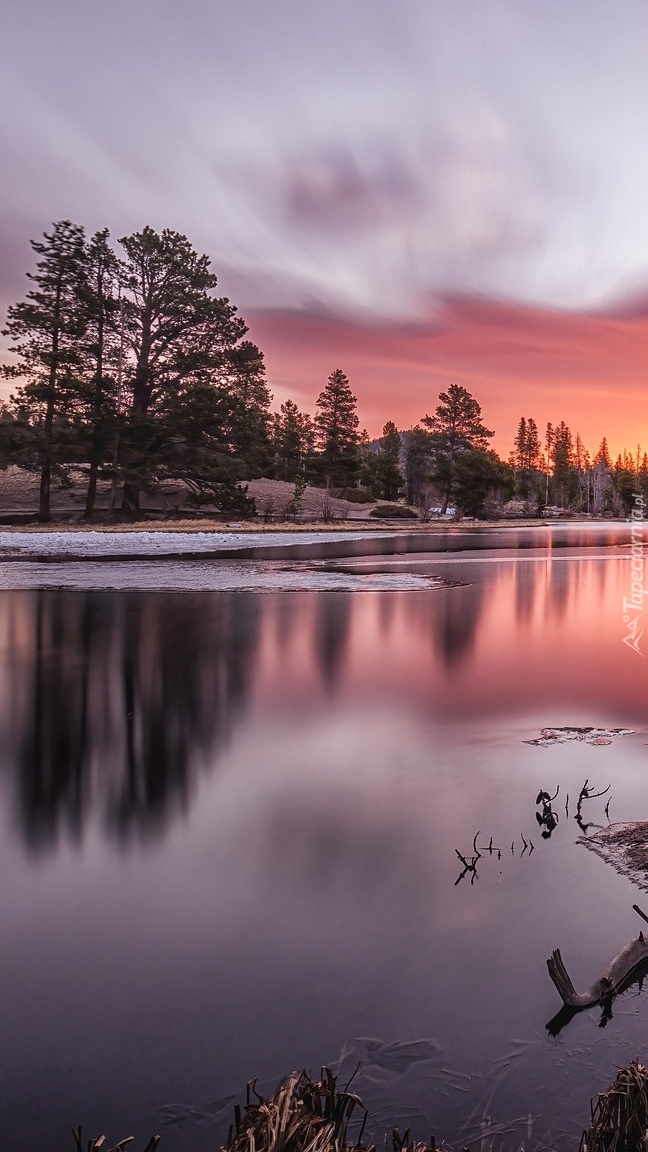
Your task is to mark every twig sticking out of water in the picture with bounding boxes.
[454,848,478,886]
[633,903,648,927]
[536,787,559,838]
[455,831,531,884]
[575,780,611,834]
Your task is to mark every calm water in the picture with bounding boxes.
[1,533,648,1150]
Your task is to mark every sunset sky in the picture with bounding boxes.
[2,0,648,456]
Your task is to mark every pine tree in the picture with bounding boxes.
[525,418,541,469]
[81,229,121,518]
[512,417,527,469]
[314,369,360,487]
[373,421,403,501]
[552,421,574,507]
[117,226,253,512]
[272,399,314,481]
[225,339,272,477]
[594,437,612,468]
[2,221,87,521]
[404,426,435,508]
[421,384,493,513]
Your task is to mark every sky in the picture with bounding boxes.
[1,0,648,455]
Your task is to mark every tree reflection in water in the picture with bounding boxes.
[406,581,486,668]
[314,593,352,691]
[1,591,261,852]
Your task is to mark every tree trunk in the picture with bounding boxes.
[440,480,451,516]
[39,340,60,523]
[85,263,106,520]
[85,462,99,519]
[122,481,140,514]
[39,275,63,523]
[38,457,51,523]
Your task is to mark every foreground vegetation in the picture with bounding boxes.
[71,1060,648,1152]
[1,221,645,523]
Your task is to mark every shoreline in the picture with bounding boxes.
[0,515,629,534]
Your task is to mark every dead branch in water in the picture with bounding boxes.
[575,779,611,834]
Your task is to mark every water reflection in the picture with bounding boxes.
[406,581,486,668]
[1,552,646,854]
[514,563,535,627]
[2,546,648,1152]
[0,591,261,851]
[314,593,352,690]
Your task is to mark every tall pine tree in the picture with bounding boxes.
[80,229,121,518]
[422,384,493,513]
[3,221,87,521]
[314,369,360,487]
[117,226,254,512]
[272,399,314,481]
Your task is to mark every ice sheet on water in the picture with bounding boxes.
[581,821,648,891]
[0,529,379,559]
[0,559,455,593]
[524,726,635,747]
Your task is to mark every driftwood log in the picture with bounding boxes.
[545,907,648,1035]
[547,931,648,1008]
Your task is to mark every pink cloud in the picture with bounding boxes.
[248,295,648,458]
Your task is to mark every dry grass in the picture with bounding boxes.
[72,1127,160,1152]
[580,1060,648,1151]
[70,1061,648,1152]
[222,1068,437,1152]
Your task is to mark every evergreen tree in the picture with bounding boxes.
[80,229,121,518]
[510,415,541,501]
[453,448,514,518]
[403,426,435,507]
[613,453,636,514]
[117,226,254,512]
[314,369,360,487]
[141,374,256,514]
[373,421,403,501]
[225,339,272,477]
[574,432,591,510]
[511,417,527,469]
[272,399,314,481]
[552,421,574,506]
[421,384,494,513]
[2,221,87,521]
[594,437,612,468]
[525,418,541,468]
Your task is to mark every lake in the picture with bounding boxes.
[1,525,647,1151]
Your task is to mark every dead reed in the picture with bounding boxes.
[72,1128,160,1152]
[580,1060,648,1151]
[73,1059,648,1152]
[222,1068,437,1152]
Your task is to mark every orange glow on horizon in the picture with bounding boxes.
[248,296,648,460]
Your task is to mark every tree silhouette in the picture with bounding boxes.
[117,226,260,512]
[422,384,493,513]
[314,369,360,488]
[3,221,87,521]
